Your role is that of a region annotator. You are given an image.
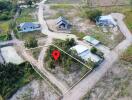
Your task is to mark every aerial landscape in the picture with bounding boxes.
[0,0,132,100]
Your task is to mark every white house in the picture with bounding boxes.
[56,16,72,30]
[96,15,117,27]
[70,45,101,63]
[17,22,41,32]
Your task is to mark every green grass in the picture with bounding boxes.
[124,10,132,32]
[71,28,86,40]
[19,31,47,41]
[0,21,9,34]
[50,4,74,10]
[16,7,37,24]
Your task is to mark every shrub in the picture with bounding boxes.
[0,13,10,20]
[25,36,38,48]
[91,47,104,58]
[91,47,97,53]
[85,9,102,22]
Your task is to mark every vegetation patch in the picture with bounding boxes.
[44,39,95,86]
[0,62,40,99]
[121,45,132,63]
[50,4,74,10]
[89,27,124,49]
[0,1,16,21]
[124,10,132,32]
[71,28,86,40]
[16,7,36,24]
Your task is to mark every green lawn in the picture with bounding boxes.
[16,7,37,24]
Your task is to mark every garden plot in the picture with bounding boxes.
[1,46,24,64]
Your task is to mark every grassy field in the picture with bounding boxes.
[16,7,37,24]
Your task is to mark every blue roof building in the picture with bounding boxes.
[56,16,72,30]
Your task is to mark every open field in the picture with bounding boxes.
[46,0,130,5]
[83,45,132,100]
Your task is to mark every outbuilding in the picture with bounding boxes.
[83,36,100,46]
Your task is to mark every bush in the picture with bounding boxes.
[91,47,97,53]
[91,47,104,58]
[85,9,102,22]
[25,36,38,48]
[0,13,10,20]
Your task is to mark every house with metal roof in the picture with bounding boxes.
[83,36,100,46]
[56,16,72,30]
[70,45,101,63]
[96,15,117,27]
[17,22,41,33]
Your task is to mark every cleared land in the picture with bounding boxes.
[83,45,132,100]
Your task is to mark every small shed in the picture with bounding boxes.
[83,36,100,46]
[56,16,72,30]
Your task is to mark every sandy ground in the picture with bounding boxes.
[10,80,59,100]
[83,60,132,100]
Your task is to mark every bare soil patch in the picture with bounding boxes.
[83,60,132,100]
[10,80,59,100]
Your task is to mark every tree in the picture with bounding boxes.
[27,0,32,7]
[85,9,102,22]
[9,20,16,29]
[25,36,38,48]
[90,47,97,54]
